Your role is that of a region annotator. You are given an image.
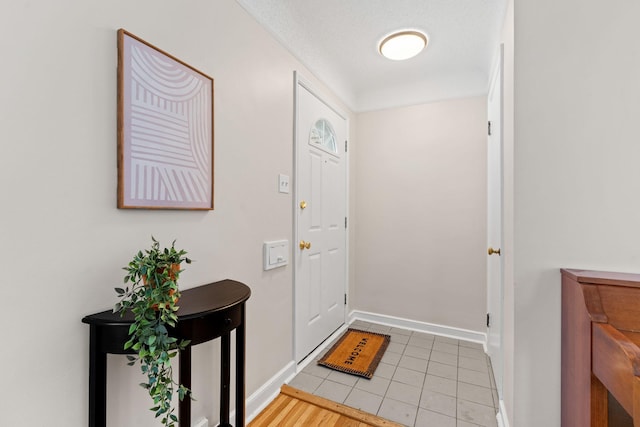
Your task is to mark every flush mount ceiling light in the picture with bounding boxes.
[379,30,428,61]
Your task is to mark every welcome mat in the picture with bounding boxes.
[318,328,390,379]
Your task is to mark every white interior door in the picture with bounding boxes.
[294,75,347,362]
[487,45,504,398]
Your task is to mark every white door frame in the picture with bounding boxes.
[486,44,505,398]
[293,71,349,363]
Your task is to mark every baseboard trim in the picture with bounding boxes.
[348,310,487,346]
[243,360,297,424]
[497,399,510,427]
[243,324,350,424]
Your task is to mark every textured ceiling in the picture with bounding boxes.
[235,0,507,112]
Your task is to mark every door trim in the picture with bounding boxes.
[293,71,349,363]
[486,44,505,398]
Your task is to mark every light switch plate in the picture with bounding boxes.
[278,174,290,194]
[263,240,289,270]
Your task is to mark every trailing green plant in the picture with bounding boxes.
[114,236,192,427]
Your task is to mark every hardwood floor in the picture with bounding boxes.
[249,384,403,427]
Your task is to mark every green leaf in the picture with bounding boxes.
[118,237,194,424]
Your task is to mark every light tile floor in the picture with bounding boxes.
[288,320,499,427]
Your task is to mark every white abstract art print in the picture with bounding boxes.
[118,29,214,209]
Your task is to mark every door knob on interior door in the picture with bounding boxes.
[300,200,307,209]
[488,247,501,256]
[299,240,311,250]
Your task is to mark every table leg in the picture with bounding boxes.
[89,325,107,427]
[236,305,246,427]
[220,332,231,426]
[179,346,192,427]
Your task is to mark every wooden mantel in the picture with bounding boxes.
[562,269,640,288]
[561,268,640,427]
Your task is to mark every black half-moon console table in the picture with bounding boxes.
[82,279,251,427]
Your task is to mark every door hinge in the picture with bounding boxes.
[345,217,348,229]
[345,140,348,152]
[344,294,347,305]
[488,121,492,136]
[486,313,491,327]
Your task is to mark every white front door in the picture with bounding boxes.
[294,74,347,362]
[487,46,504,398]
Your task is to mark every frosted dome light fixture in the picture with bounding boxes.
[379,30,428,61]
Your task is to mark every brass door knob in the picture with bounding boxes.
[488,247,501,256]
[299,240,311,250]
[300,200,307,209]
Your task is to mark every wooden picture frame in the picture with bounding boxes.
[117,29,214,210]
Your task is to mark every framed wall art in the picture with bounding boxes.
[117,29,214,210]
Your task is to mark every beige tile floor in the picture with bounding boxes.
[288,320,499,427]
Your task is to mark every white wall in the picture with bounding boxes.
[513,1,640,425]
[354,97,488,332]
[0,1,353,425]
